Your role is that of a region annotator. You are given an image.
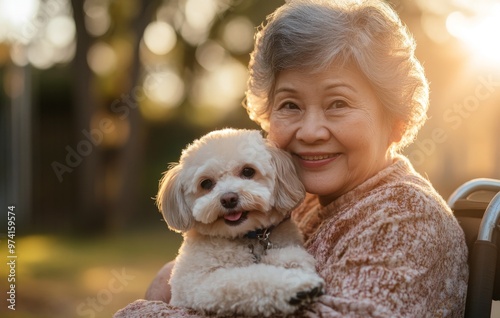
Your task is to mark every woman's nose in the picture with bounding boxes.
[296,109,330,143]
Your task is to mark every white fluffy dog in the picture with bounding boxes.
[157,128,324,317]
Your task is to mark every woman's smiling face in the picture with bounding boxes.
[268,63,398,206]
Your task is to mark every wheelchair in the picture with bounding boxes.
[448,178,500,318]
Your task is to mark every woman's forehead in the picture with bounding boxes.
[274,63,369,92]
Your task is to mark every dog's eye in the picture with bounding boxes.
[200,179,214,190]
[241,167,255,179]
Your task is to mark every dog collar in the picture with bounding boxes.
[245,227,274,250]
[244,215,291,250]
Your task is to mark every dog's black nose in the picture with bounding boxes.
[220,192,239,209]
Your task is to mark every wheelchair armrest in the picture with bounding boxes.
[448,178,500,209]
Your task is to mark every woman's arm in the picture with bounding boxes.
[115,259,208,318]
[145,260,175,302]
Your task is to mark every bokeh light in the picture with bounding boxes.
[221,16,255,54]
[27,39,56,69]
[185,0,217,31]
[190,56,248,114]
[46,16,76,48]
[143,21,177,55]
[181,0,218,45]
[195,40,227,71]
[87,41,117,75]
[83,0,111,37]
[144,67,185,107]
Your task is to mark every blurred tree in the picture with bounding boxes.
[70,0,101,232]
[70,0,162,232]
[112,0,162,231]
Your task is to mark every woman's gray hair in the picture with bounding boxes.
[244,0,429,151]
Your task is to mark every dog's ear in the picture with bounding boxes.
[267,144,306,214]
[156,163,194,232]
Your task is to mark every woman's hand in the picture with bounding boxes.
[145,260,175,303]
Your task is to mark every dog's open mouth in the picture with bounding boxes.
[223,211,249,225]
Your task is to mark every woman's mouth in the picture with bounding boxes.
[299,154,337,160]
[295,153,341,168]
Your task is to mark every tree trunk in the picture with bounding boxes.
[71,0,106,233]
[111,0,161,230]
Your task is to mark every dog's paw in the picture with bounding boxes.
[289,284,324,307]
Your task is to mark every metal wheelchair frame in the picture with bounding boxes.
[448,178,500,318]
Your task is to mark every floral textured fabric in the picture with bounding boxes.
[293,155,468,318]
[114,156,468,318]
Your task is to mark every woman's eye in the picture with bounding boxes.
[279,102,300,110]
[331,100,348,109]
[200,179,214,190]
[241,167,255,179]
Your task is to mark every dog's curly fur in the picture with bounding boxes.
[157,128,324,317]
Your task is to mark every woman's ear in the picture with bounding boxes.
[156,163,194,232]
[267,144,306,214]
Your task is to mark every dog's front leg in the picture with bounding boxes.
[175,263,323,317]
[261,245,318,273]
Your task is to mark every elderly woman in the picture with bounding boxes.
[115,0,468,317]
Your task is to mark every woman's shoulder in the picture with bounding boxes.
[375,160,448,207]
[362,173,452,226]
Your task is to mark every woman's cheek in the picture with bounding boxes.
[267,120,289,148]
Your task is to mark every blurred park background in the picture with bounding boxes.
[0,0,499,317]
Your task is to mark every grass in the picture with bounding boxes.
[0,225,183,318]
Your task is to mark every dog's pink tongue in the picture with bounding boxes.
[224,211,243,221]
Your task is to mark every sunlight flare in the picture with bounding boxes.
[446,5,500,65]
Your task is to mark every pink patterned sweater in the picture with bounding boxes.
[114,156,468,317]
